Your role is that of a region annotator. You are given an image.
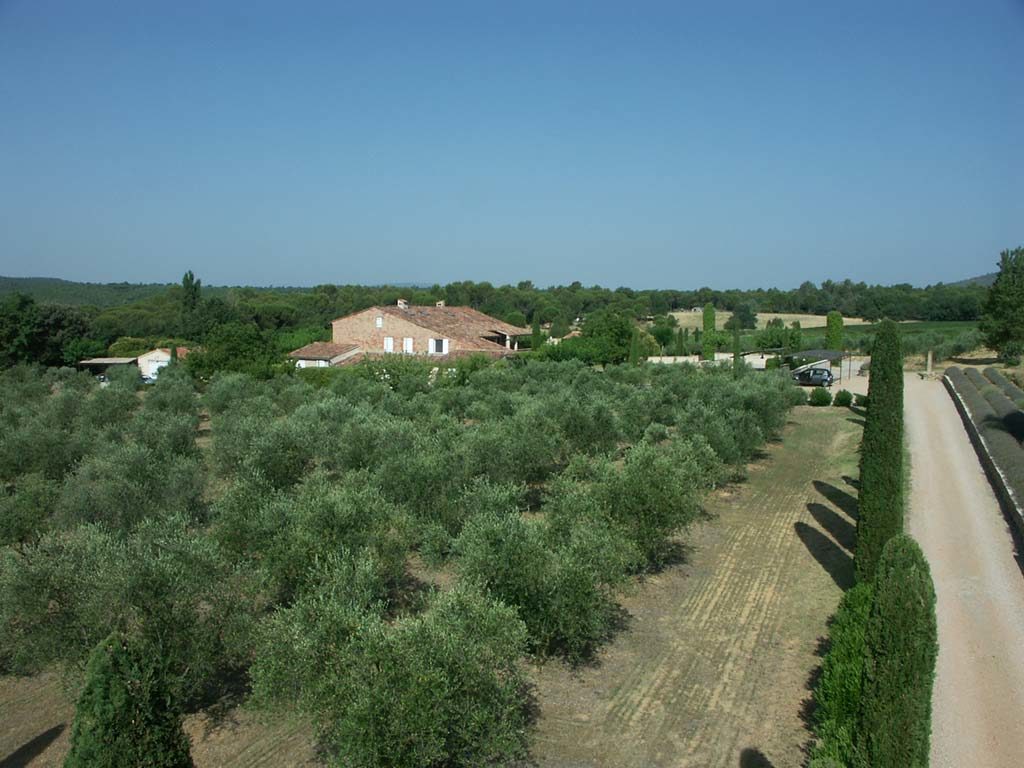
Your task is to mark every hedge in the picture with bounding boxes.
[855,319,904,584]
[856,535,938,768]
[810,583,874,765]
[945,367,1024,534]
[983,367,1024,406]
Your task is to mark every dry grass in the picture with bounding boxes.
[528,406,863,767]
[670,310,869,331]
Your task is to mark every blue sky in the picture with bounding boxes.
[0,1,1020,289]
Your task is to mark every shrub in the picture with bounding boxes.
[832,389,853,408]
[809,387,833,406]
[0,519,257,705]
[856,534,938,768]
[855,319,904,583]
[810,583,874,765]
[945,367,1024,513]
[593,440,710,567]
[854,393,869,407]
[255,584,530,768]
[65,632,194,768]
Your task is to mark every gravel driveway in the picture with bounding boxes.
[904,373,1024,768]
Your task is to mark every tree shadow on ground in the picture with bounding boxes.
[846,417,866,428]
[848,405,867,418]
[0,724,65,768]
[795,522,854,590]
[812,481,859,520]
[841,474,860,491]
[807,503,855,554]
[739,747,775,767]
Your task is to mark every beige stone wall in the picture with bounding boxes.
[332,308,475,357]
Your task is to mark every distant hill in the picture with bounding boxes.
[0,276,172,307]
[950,273,997,288]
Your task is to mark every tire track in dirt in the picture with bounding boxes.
[532,409,860,768]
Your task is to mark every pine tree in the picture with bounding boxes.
[980,246,1024,364]
[856,534,937,768]
[701,303,716,360]
[65,632,194,768]
[531,315,543,350]
[825,311,844,351]
[854,319,904,583]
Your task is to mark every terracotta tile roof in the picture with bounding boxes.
[379,305,531,343]
[288,341,360,360]
[157,347,191,359]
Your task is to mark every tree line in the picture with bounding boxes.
[810,320,938,768]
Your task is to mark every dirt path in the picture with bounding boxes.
[531,407,863,768]
[904,374,1024,768]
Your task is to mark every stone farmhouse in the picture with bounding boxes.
[289,299,531,367]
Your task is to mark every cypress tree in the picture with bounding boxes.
[66,632,194,768]
[856,534,938,768]
[628,328,640,365]
[673,328,686,356]
[531,315,543,350]
[732,326,742,377]
[855,319,904,583]
[825,310,844,351]
[702,303,716,360]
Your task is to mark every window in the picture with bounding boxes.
[430,338,448,354]
[403,337,414,354]
[383,337,394,353]
[375,316,383,328]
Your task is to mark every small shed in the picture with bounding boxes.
[137,347,190,380]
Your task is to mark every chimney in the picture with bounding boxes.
[397,298,409,309]
[435,300,445,308]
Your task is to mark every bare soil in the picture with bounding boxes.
[0,672,320,767]
[904,374,1024,768]
[529,406,863,768]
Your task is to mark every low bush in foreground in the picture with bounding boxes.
[809,387,833,406]
[832,389,853,408]
[65,631,194,768]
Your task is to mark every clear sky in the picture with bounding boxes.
[0,1,1020,289]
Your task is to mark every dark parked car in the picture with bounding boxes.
[793,368,834,387]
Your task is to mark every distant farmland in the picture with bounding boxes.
[669,310,871,331]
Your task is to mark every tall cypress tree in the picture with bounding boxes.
[628,327,640,365]
[732,326,742,377]
[673,328,686,356]
[825,310,844,351]
[65,632,194,768]
[701,303,716,360]
[531,315,543,350]
[856,534,938,768]
[854,319,904,583]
